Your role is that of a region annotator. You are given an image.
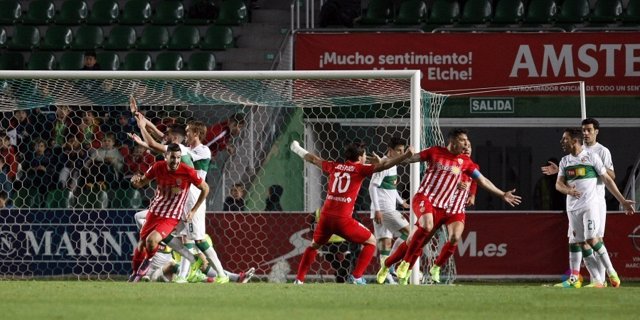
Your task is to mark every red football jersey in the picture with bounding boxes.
[203,120,230,157]
[145,161,203,220]
[416,146,478,209]
[320,160,376,218]
[446,172,478,214]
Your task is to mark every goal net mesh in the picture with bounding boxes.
[0,72,451,282]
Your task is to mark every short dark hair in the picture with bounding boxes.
[344,141,366,162]
[84,50,97,58]
[230,113,246,125]
[447,128,468,141]
[581,117,600,130]
[166,143,181,153]
[0,190,8,200]
[167,124,186,137]
[387,136,405,149]
[564,128,583,142]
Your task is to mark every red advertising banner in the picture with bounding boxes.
[207,211,640,280]
[294,32,640,96]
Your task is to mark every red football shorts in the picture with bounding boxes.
[139,211,180,242]
[313,215,372,246]
[443,212,466,225]
[412,194,447,228]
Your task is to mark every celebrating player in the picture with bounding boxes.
[291,140,414,284]
[377,129,521,285]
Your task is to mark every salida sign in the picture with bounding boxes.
[295,32,640,96]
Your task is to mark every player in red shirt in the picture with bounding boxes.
[290,140,414,284]
[377,129,521,284]
[129,143,209,282]
[203,113,246,157]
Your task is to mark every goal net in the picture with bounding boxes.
[0,70,453,282]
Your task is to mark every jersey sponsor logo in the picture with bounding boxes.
[334,164,356,172]
[326,195,353,203]
[435,162,461,175]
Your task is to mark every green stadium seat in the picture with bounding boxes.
[28,52,57,70]
[152,0,185,25]
[424,0,460,26]
[555,0,590,23]
[200,26,234,50]
[523,0,557,24]
[459,0,492,24]
[358,0,391,26]
[96,52,120,70]
[8,26,40,50]
[123,52,152,70]
[58,51,84,70]
[71,25,104,50]
[22,0,55,25]
[491,0,525,25]
[40,26,73,50]
[103,25,137,50]
[393,0,427,25]
[87,0,119,25]
[187,52,216,70]
[0,27,6,48]
[168,25,200,50]
[590,0,622,23]
[154,52,183,70]
[215,0,248,26]
[0,0,21,25]
[55,0,88,25]
[0,52,25,69]
[136,25,170,50]
[623,0,640,24]
[120,0,151,25]
[46,188,72,208]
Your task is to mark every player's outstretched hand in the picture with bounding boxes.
[502,189,522,207]
[541,161,559,176]
[127,132,143,144]
[130,173,142,185]
[129,96,138,114]
[367,152,382,165]
[622,199,636,215]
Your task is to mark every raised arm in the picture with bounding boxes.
[474,172,522,207]
[135,113,167,154]
[370,147,415,172]
[290,140,323,168]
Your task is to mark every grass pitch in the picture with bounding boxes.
[0,281,637,320]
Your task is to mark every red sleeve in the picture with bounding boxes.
[204,121,229,156]
[359,163,376,177]
[321,160,334,173]
[187,166,203,186]
[463,158,479,177]
[418,147,434,162]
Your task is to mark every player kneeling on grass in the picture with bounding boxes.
[291,140,414,285]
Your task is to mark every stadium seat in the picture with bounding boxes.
[55,0,89,25]
[623,0,640,24]
[28,52,57,70]
[393,0,427,25]
[491,0,525,25]
[46,188,72,208]
[123,52,152,70]
[154,52,183,70]
[40,26,73,50]
[523,0,557,25]
[152,0,185,25]
[58,51,84,70]
[87,0,119,25]
[136,25,170,50]
[555,0,590,23]
[0,0,21,25]
[96,52,120,70]
[590,0,623,23]
[168,25,200,50]
[22,0,56,25]
[458,0,492,24]
[0,52,24,69]
[187,52,216,70]
[357,0,392,25]
[215,0,248,25]
[103,25,137,50]
[8,25,40,50]
[120,0,152,25]
[200,26,234,50]
[71,25,104,50]
[423,0,460,29]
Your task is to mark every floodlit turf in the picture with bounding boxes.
[0,281,638,320]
